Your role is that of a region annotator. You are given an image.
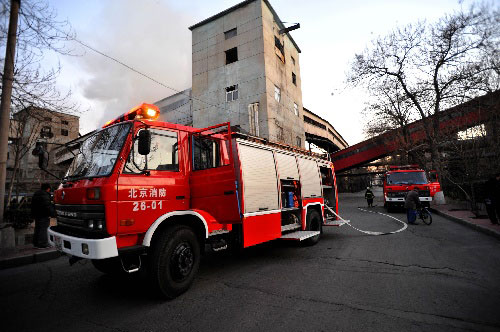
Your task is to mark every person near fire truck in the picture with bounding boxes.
[364,187,374,207]
[31,183,55,248]
[404,188,421,224]
[485,173,500,225]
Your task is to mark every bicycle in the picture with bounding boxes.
[417,206,433,225]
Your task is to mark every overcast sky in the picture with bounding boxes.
[46,0,477,145]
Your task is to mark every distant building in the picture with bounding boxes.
[156,0,348,151]
[7,107,79,194]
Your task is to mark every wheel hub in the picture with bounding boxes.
[171,242,194,280]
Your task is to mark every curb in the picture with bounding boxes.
[0,249,62,270]
[430,208,500,241]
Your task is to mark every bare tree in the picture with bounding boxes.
[0,0,81,222]
[1,0,79,113]
[349,3,500,175]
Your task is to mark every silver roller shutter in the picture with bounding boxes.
[238,144,279,213]
[275,152,299,180]
[297,157,322,198]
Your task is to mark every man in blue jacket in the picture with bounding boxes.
[404,188,421,224]
[31,183,54,248]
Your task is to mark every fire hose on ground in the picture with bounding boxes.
[324,205,408,236]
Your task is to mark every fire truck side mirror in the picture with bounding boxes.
[138,129,151,155]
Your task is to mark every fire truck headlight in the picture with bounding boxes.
[96,220,103,230]
[87,220,94,229]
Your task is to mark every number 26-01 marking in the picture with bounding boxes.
[132,200,163,211]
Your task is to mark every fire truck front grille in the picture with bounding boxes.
[55,204,107,237]
[387,191,406,198]
[418,190,431,197]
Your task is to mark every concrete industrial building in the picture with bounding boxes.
[158,0,348,151]
[7,108,79,194]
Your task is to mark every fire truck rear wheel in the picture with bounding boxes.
[149,225,200,299]
[303,210,322,246]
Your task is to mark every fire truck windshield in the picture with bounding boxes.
[64,123,131,180]
[387,171,428,185]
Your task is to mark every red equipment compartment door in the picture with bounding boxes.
[189,131,241,224]
[116,129,189,235]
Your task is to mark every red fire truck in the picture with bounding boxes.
[44,103,339,299]
[383,165,440,211]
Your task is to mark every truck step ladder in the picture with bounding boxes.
[281,223,301,232]
[280,230,320,241]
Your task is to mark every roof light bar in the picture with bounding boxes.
[103,103,160,128]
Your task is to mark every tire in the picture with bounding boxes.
[421,209,433,225]
[386,203,393,213]
[303,210,322,246]
[91,257,124,275]
[149,225,200,299]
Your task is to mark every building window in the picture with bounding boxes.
[225,47,238,64]
[274,85,281,102]
[274,36,285,63]
[62,120,69,125]
[291,56,295,65]
[40,126,53,139]
[292,72,297,86]
[248,103,259,136]
[224,28,237,40]
[44,117,51,122]
[296,136,301,147]
[226,85,238,102]
[294,103,299,116]
[61,129,69,136]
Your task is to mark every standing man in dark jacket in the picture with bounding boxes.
[31,183,54,248]
[404,188,421,224]
[485,173,500,225]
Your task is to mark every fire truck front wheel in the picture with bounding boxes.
[149,225,201,299]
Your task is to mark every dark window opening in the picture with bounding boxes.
[274,36,285,63]
[292,72,297,85]
[225,47,238,64]
[62,120,69,125]
[44,117,51,122]
[40,126,53,139]
[226,85,238,102]
[61,129,69,136]
[224,28,237,40]
[291,56,295,65]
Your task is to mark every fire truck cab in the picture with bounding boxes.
[45,103,339,299]
[383,165,436,211]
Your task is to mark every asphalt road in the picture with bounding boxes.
[1,191,500,332]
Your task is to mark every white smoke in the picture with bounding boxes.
[67,0,193,132]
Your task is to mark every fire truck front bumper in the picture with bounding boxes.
[48,228,118,260]
[385,197,432,203]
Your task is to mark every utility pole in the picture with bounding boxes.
[0,0,21,225]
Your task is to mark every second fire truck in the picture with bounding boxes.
[43,103,339,299]
[383,165,441,211]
